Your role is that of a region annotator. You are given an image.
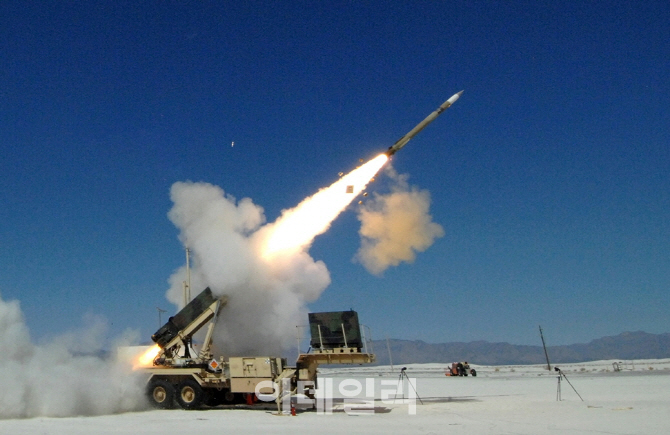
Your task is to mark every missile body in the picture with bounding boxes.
[386,90,463,156]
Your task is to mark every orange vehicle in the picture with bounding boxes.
[446,362,476,377]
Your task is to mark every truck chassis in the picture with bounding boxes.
[140,288,375,411]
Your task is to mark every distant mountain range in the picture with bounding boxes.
[369,331,670,366]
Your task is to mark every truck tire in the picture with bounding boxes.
[223,391,237,404]
[176,378,205,410]
[147,378,175,409]
[204,389,236,406]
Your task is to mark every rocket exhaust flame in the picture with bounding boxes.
[261,154,388,258]
[134,344,161,369]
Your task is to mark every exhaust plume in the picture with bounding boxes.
[166,155,388,356]
[0,294,145,419]
[355,166,444,275]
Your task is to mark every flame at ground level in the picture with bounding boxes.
[134,344,161,369]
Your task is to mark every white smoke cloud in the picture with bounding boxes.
[355,167,444,275]
[0,158,437,420]
[166,181,331,356]
[0,294,146,419]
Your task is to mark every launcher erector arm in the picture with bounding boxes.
[151,288,227,358]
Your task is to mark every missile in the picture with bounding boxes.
[385,90,463,156]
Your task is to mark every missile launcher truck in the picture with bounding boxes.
[141,287,375,410]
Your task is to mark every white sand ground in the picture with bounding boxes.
[2,359,668,435]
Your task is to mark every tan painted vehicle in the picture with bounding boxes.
[140,287,375,410]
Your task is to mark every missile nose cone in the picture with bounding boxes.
[447,90,464,105]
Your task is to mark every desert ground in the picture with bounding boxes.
[2,359,668,435]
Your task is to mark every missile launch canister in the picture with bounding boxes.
[385,90,463,156]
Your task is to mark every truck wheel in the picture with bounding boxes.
[147,379,175,409]
[204,391,220,407]
[176,379,205,410]
[223,391,237,403]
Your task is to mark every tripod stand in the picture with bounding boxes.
[394,367,423,404]
[555,367,584,401]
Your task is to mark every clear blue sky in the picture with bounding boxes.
[1,1,668,347]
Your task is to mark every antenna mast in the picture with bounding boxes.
[539,325,552,371]
[183,247,192,306]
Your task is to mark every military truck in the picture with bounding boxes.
[140,287,375,410]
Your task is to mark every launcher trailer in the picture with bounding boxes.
[141,287,375,410]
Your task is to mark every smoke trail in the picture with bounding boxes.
[0,294,146,419]
[355,166,444,275]
[260,155,389,257]
[165,181,330,355]
[165,156,387,356]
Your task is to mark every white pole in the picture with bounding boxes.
[185,247,191,302]
[182,281,187,308]
[386,337,394,373]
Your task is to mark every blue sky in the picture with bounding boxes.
[1,1,668,348]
